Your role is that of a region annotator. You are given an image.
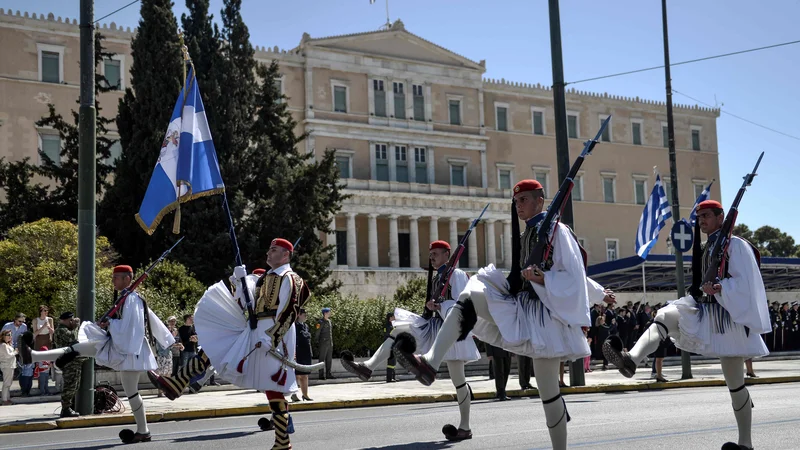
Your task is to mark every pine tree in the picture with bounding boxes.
[98,0,183,270]
[241,61,347,294]
[0,158,50,235]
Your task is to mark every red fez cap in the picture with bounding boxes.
[513,179,543,194]
[429,240,451,251]
[252,268,266,275]
[696,200,723,211]
[271,238,294,252]
[113,265,133,274]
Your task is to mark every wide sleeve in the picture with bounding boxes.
[717,238,771,333]
[107,292,145,356]
[449,269,469,300]
[586,277,607,306]
[532,223,591,327]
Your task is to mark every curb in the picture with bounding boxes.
[2,376,798,434]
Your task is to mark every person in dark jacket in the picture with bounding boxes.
[292,309,313,401]
[486,343,511,401]
[385,312,397,383]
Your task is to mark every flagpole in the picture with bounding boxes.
[173,32,191,234]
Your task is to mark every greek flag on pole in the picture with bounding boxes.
[688,180,714,225]
[136,66,225,235]
[635,174,672,258]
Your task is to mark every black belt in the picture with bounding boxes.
[696,296,718,304]
[257,309,278,318]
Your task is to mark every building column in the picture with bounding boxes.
[468,225,478,268]
[327,216,337,268]
[485,219,497,266]
[429,216,439,242]
[503,220,513,269]
[449,218,458,249]
[389,214,400,268]
[347,212,358,268]
[480,149,488,188]
[409,216,420,269]
[368,213,379,268]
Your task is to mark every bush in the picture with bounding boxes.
[0,219,205,323]
[303,277,427,357]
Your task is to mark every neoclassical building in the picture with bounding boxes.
[0,11,721,297]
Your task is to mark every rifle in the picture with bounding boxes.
[519,116,610,276]
[98,236,185,324]
[696,152,763,291]
[432,203,490,303]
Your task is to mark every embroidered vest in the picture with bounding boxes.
[255,271,312,346]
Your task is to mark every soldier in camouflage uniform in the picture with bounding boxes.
[53,312,84,418]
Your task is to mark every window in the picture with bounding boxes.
[496,105,508,131]
[662,123,669,148]
[375,144,389,181]
[694,182,705,200]
[573,175,583,201]
[374,80,386,117]
[634,178,647,205]
[567,112,579,138]
[533,169,549,195]
[498,169,512,190]
[602,175,616,203]
[273,77,284,103]
[106,140,122,166]
[631,120,642,145]
[333,85,347,113]
[599,114,611,142]
[691,127,701,151]
[42,54,60,83]
[393,82,405,119]
[412,84,424,121]
[663,177,674,205]
[449,99,461,125]
[450,164,466,186]
[532,107,545,135]
[335,155,351,179]
[605,239,619,261]
[39,134,61,166]
[414,147,427,183]
[395,145,408,182]
[578,238,586,249]
[336,230,347,265]
[103,59,121,90]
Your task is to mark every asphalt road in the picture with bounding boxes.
[3,383,799,449]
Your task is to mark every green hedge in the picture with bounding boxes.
[304,276,428,357]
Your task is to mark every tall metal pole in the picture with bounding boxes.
[661,0,692,379]
[548,0,584,386]
[76,0,97,414]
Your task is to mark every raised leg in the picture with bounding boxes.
[604,304,679,377]
[148,349,211,400]
[534,358,569,450]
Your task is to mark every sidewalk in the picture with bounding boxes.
[1,357,798,433]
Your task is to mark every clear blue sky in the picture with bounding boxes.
[5,0,798,239]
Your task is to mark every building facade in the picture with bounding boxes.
[0,11,721,298]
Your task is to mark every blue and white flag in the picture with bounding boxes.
[635,174,672,259]
[688,180,715,225]
[136,66,225,235]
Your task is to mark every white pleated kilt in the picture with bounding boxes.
[194,281,298,394]
[670,296,769,358]
[79,322,157,371]
[392,306,480,363]
[468,265,590,362]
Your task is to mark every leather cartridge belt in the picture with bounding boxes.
[257,309,279,319]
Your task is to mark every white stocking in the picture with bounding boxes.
[629,304,680,364]
[534,358,568,450]
[447,360,470,431]
[121,371,148,435]
[363,332,398,371]
[720,357,752,448]
[424,291,491,369]
[31,340,98,363]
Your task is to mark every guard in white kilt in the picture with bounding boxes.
[24,265,174,444]
[149,238,310,450]
[395,179,596,450]
[603,200,769,450]
[340,240,480,441]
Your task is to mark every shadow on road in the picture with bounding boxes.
[361,441,456,450]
